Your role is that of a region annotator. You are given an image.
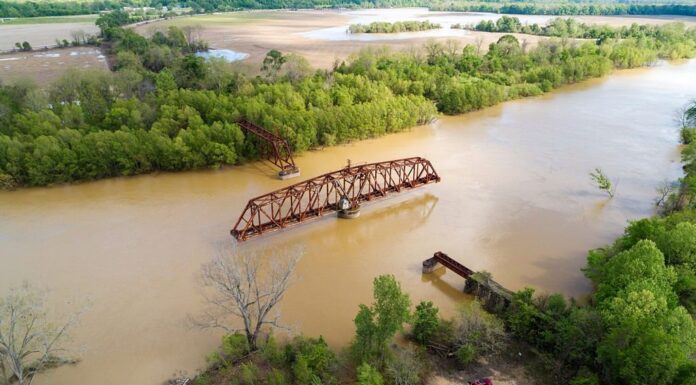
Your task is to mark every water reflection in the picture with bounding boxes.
[420,268,472,302]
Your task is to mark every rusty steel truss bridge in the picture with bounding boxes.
[237,119,299,178]
[231,157,441,241]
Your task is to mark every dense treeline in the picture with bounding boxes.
[502,216,696,384]
[4,0,696,19]
[430,1,696,17]
[0,0,123,18]
[485,99,696,384]
[348,20,441,34]
[2,18,696,188]
[0,21,436,188]
[475,15,696,52]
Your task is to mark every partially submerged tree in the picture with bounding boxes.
[590,168,615,198]
[0,284,83,385]
[655,179,678,209]
[193,246,302,350]
[679,100,696,144]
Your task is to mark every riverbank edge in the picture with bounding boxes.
[1,55,688,193]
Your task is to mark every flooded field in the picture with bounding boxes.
[1,59,693,385]
[0,46,108,83]
[299,8,554,41]
[137,8,696,69]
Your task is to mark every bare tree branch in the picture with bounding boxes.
[0,283,85,385]
[191,245,302,350]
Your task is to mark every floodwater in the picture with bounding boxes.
[1,60,694,384]
[195,48,250,62]
[299,8,553,41]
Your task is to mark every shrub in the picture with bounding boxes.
[569,370,600,385]
[240,362,258,385]
[385,347,423,385]
[194,373,210,385]
[682,127,696,145]
[455,344,476,367]
[292,355,313,385]
[412,301,439,345]
[454,301,506,357]
[357,362,383,385]
[221,333,250,363]
[267,368,288,385]
[261,335,285,366]
[0,173,16,190]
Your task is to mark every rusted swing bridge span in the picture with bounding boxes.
[231,157,441,241]
[237,119,299,179]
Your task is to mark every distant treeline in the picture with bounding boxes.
[476,15,696,45]
[430,1,696,16]
[3,0,696,19]
[348,20,441,33]
[0,0,123,18]
[1,20,696,188]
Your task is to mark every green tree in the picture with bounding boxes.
[262,49,287,79]
[598,285,696,385]
[351,275,411,364]
[411,300,439,345]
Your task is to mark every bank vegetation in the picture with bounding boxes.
[1,19,695,189]
[348,21,441,34]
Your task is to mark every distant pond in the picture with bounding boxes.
[195,49,249,62]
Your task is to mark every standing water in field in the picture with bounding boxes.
[195,48,250,62]
[299,8,553,41]
[0,60,694,385]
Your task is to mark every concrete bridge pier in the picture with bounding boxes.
[279,167,300,180]
[338,205,361,219]
[422,257,442,273]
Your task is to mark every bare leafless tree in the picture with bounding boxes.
[0,284,84,385]
[424,40,444,63]
[192,246,302,350]
[181,25,202,46]
[70,30,86,45]
[444,39,461,60]
[521,38,530,53]
[676,100,696,129]
[474,36,485,55]
[655,179,677,209]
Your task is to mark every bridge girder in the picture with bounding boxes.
[231,156,441,241]
[237,119,297,174]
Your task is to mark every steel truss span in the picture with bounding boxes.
[237,119,297,173]
[231,157,441,241]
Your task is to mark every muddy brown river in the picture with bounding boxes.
[1,60,694,384]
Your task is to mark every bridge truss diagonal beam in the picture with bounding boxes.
[231,157,441,241]
[237,119,297,172]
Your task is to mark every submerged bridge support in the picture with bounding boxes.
[237,119,300,179]
[231,157,441,241]
[423,252,513,313]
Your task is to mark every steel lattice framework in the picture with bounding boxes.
[231,157,441,241]
[237,119,297,173]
